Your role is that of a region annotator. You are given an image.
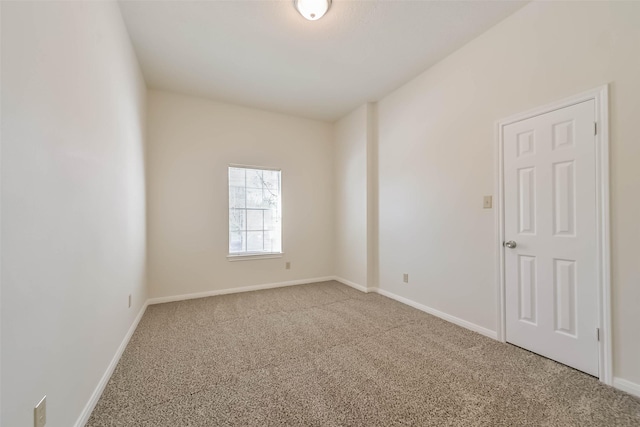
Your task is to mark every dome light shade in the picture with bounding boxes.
[294,0,331,21]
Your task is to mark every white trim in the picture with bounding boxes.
[76,277,632,426]
[75,277,329,424]
[147,276,335,305]
[74,301,149,427]
[228,163,281,172]
[227,252,284,261]
[495,85,612,385]
[495,117,506,344]
[333,276,370,293]
[376,288,498,340]
[613,378,640,399]
[333,278,500,341]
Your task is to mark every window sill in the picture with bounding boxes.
[227,252,284,262]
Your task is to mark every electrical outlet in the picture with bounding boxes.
[403,273,409,283]
[483,195,493,209]
[285,262,291,270]
[34,396,46,427]
[128,294,132,308]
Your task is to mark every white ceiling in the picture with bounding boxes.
[120,1,526,121]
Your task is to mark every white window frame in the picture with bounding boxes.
[227,163,284,261]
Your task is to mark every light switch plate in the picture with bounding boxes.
[403,273,409,283]
[34,396,46,427]
[483,195,493,209]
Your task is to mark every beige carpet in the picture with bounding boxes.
[87,281,640,426]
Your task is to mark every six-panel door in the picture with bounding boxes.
[504,100,599,376]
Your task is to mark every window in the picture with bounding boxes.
[228,165,282,257]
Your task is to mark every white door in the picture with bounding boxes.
[503,100,599,376]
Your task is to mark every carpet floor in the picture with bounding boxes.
[87,281,640,426]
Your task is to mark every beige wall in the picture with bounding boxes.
[334,106,368,287]
[146,90,334,298]
[375,2,640,386]
[1,2,148,426]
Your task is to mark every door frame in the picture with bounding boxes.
[494,85,611,384]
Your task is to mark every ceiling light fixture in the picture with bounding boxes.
[294,0,331,21]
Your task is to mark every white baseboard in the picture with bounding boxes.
[375,288,498,340]
[147,276,336,305]
[613,377,640,398]
[360,287,640,397]
[332,276,371,293]
[74,277,633,426]
[75,277,335,425]
[331,281,498,341]
[75,301,149,427]
[147,279,498,344]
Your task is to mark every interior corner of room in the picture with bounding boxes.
[2,0,640,426]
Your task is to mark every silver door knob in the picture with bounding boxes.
[504,241,517,249]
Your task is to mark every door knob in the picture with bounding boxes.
[504,241,517,249]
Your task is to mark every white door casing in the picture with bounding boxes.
[496,86,611,383]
